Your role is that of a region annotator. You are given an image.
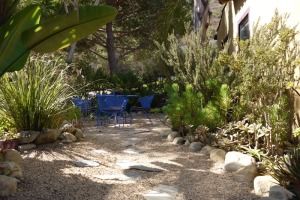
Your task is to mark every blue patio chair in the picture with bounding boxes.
[130,95,154,125]
[96,94,113,126]
[72,97,96,120]
[103,96,128,127]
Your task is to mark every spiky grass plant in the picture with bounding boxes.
[0,54,74,131]
[269,147,300,197]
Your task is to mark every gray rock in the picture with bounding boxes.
[34,128,61,144]
[269,185,295,200]
[18,143,36,152]
[74,128,84,139]
[143,184,178,200]
[73,160,100,167]
[224,151,256,172]
[62,132,77,142]
[260,198,277,200]
[0,175,18,196]
[4,149,22,165]
[201,145,216,156]
[116,160,163,172]
[17,131,40,144]
[233,165,257,183]
[123,148,145,154]
[166,118,173,127]
[210,149,226,163]
[94,173,140,181]
[161,116,168,124]
[9,162,23,179]
[184,140,191,146]
[167,132,181,142]
[189,142,204,152]
[172,137,184,145]
[254,175,279,196]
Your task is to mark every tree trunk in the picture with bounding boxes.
[106,22,117,75]
[193,0,211,42]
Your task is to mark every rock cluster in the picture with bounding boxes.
[0,123,84,197]
[165,127,296,200]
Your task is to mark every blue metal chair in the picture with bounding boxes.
[104,97,128,127]
[130,95,154,125]
[72,97,96,119]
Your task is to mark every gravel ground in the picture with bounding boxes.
[4,114,260,200]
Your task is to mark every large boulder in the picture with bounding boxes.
[4,149,22,165]
[167,132,181,142]
[34,128,61,145]
[17,131,40,144]
[0,175,18,196]
[210,149,226,163]
[189,142,204,152]
[254,176,279,196]
[224,151,256,172]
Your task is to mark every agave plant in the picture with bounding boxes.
[0,0,117,76]
[0,55,74,131]
[269,147,300,197]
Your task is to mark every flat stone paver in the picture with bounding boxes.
[122,141,140,147]
[73,160,100,167]
[116,160,163,172]
[94,173,141,181]
[90,149,109,155]
[143,185,178,200]
[123,148,145,154]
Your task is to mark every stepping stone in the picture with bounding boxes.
[73,160,100,167]
[143,185,178,200]
[91,149,108,155]
[116,160,163,172]
[123,148,145,154]
[132,129,151,134]
[94,173,141,181]
[122,141,140,147]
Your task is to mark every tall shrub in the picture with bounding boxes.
[0,55,74,131]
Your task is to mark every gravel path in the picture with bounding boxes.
[5,114,260,200]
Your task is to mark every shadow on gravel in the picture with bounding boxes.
[4,157,112,200]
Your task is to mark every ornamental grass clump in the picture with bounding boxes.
[0,55,74,131]
[268,147,300,198]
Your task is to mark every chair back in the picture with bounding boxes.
[105,97,128,111]
[73,97,93,111]
[96,94,115,111]
[138,95,154,109]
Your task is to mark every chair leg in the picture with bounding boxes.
[144,110,153,125]
[130,110,133,127]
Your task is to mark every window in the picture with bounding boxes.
[239,14,250,40]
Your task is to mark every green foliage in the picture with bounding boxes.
[268,147,300,197]
[0,55,74,131]
[110,70,141,94]
[0,1,117,76]
[157,27,226,103]
[215,12,299,150]
[163,82,230,133]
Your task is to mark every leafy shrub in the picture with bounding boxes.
[0,55,74,131]
[163,82,230,133]
[268,147,300,198]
